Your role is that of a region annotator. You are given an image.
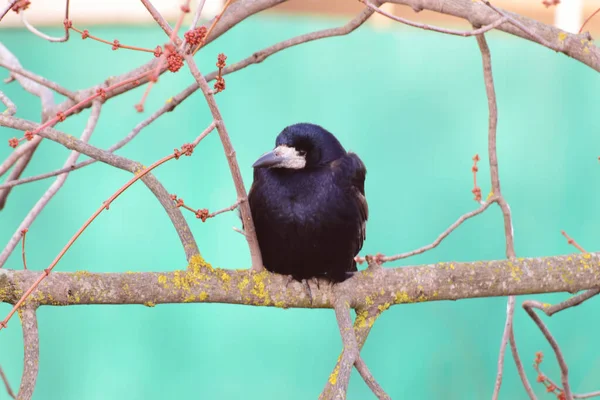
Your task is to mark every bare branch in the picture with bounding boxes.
[0,0,17,22]
[388,0,600,73]
[0,252,598,309]
[184,55,263,271]
[0,82,198,191]
[492,295,515,400]
[475,31,524,399]
[0,364,16,399]
[19,0,70,42]
[320,295,361,399]
[0,102,102,267]
[0,115,200,263]
[363,200,494,264]
[0,141,41,210]
[17,307,39,400]
[545,289,600,316]
[140,0,175,39]
[189,0,208,30]
[0,90,16,115]
[482,1,559,52]
[354,358,390,400]
[363,1,508,37]
[509,330,537,399]
[523,301,573,400]
[321,306,384,398]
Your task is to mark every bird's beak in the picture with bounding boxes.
[252,146,306,169]
[252,150,282,168]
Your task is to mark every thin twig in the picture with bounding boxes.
[482,1,560,52]
[0,364,16,399]
[0,90,16,115]
[140,0,176,39]
[0,114,201,264]
[0,83,198,191]
[358,200,494,264]
[538,231,600,316]
[0,102,102,268]
[510,325,537,399]
[192,0,234,55]
[68,25,158,53]
[17,307,39,400]
[0,0,18,22]
[475,32,526,400]
[20,0,70,42]
[492,296,515,399]
[190,0,208,30]
[184,55,264,272]
[20,228,28,270]
[523,301,573,400]
[1,7,377,191]
[362,1,508,37]
[561,230,586,253]
[579,7,600,34]
[0,133,207,330]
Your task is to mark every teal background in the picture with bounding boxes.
[1,14,599,399]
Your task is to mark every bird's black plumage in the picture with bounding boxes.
[248,123,368,283]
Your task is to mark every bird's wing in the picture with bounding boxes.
[346,152,368,252]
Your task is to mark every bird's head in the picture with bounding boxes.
[252,123,346,170]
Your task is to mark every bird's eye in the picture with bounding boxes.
[298,150,307,156]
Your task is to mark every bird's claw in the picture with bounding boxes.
[301,279,314,304]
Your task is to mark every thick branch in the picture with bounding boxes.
[0,252,598,309]
[16,307,38,400]
[387,0,599,73]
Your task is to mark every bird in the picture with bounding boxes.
[248,123,368,286]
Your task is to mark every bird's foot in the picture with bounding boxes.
[283,274,295,289]
[365,253,384,270]
[310,276,321,290]
[301,279,314,304]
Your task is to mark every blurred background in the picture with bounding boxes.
[0,0,599,399]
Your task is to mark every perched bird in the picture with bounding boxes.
[248,123,368,284]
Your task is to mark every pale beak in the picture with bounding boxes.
[252,146,306,169]
[252,150,283,168]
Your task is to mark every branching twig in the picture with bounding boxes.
[321,295,361,399]
[192,0,234,55]
[523,301,573,400]
[0,62,77,100]
[363,1,508,37]
[0,83,199,191]
[20,0,70,43]
[0,102,102,268]
[0,115,200,263]
[357,200,494,264]
[475,32,527,399]
[185,55,263,271]
[0,127,210,330]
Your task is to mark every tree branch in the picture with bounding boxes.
[184,56,263,271]
[0,102,102,267]
[387,0,599,73]
[0,252,597,309]
[0,115,200,263]
[16,307,39,400]
[0,364,16,399]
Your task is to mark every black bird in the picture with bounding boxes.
[248,123,368,284]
